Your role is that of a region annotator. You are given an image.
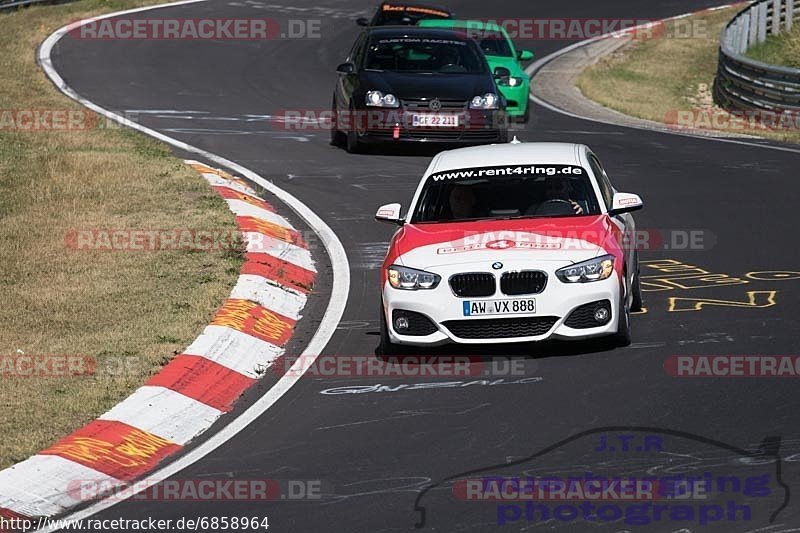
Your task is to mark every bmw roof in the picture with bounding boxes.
[427,142,586,175]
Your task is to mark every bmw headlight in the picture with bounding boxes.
[498,76,525,87]
[366,91,399,108]
[469,93,499,110]
[387,265,441,290]
[556,255,616,283]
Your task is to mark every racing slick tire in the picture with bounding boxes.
[330,97,346,147]
[345,104,364,154]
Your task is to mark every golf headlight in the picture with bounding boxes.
[387,265,441,290]
[366,91,399,108]
[469,93,499,110]
[556,255,616,283]
[499,76,524,87]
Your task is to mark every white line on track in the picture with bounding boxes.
[35,0,349,528]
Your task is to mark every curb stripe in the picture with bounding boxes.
[229,274,307,320]
[182,325,284,378]
[236,215,306,247]
[146,354,256,413]
[213,185,275,211]
[201,172,260,197]
[0,508,29,533]
[39,420,180,481]
[98,386,223,445]
[241,257,316,293]
[244,232,315,271]
[210,298,296,346]
[226,199,297,230]
[0,456,123,517]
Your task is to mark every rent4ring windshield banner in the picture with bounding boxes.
[428,165,585,182]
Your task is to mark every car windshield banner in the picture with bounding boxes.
[428,164,585,182]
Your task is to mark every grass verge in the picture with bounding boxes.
[0,0,242,468]
[576,7,800,144]
[746,23,800,68]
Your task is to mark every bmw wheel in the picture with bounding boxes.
[613,271,632,347]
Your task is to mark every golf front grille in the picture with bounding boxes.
[442,316,559,339]
[500,270,547,295]
[449,273,495,297]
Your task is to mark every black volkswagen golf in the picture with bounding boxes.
[331,27,509,153]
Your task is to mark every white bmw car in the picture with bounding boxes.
[375,141,644,353]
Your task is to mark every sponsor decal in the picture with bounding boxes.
[429,164,584,182]
[436,232,574,254]
[382,4,450,18]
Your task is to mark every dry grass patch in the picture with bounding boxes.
[576,7,800,144]
[0,0,242,468]
[747,23,800,68]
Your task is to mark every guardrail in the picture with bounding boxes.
[714,0,800,113]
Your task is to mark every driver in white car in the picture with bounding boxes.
[527,177,585,215]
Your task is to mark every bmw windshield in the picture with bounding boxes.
[411,164,601,223]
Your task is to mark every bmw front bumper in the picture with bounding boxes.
[382,262,622,346]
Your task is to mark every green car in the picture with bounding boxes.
[418,19,533,122]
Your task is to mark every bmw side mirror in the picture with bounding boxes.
[336,62,355,74]
[608,192,644,216]
[375,203,404,225]
[517,49,534,61]
[356,17,369,26]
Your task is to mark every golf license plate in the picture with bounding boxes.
[462,299,536,316]
[412,113,459,127]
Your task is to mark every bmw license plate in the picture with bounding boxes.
[412,114,458,127]
[462,299,536,316]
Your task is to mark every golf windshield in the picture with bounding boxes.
[475,30,513,57]
[364,37,486,73]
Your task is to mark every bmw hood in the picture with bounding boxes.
[391,216,621,271]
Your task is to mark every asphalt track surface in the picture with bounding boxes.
[50,0,800,531]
